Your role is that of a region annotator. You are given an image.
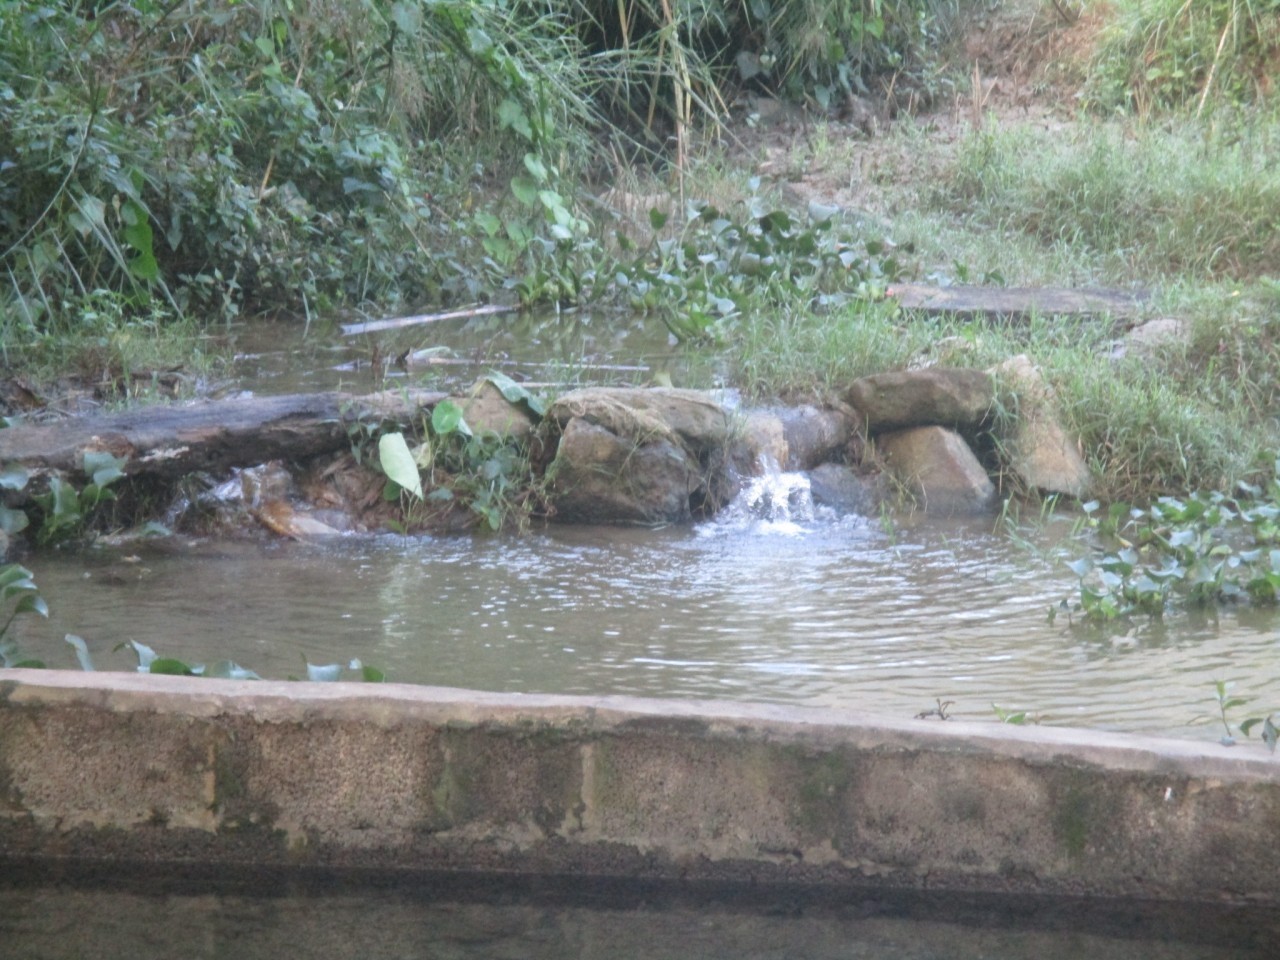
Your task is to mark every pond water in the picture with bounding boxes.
[6,310,1279,737]
[227,309,700,397]
[3,870,1275,960]
[11,483,1280,737]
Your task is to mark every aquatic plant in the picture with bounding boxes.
[1197,679,1278,750]
[1057,458,1280,624]
[34,452,128,546]
[0,563,48,668]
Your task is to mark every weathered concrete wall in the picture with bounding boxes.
[2,670,1278,903]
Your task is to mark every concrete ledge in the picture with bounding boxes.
[2,670,1278,903]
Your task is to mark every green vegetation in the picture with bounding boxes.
[1198,679,1277,749]
[0,564,48,668]
[936,118,1280,280]
[1086,0,1280,115]
[0,452,128,547]
[0,0,959,345]
[1057,467,1280,623]
[4,0,1280,513]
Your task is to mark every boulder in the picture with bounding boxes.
[845,368,994,432]
[542,388,735,525]
[452,381,538,442]
[737,405,856,472]
[875,426,996,515]
[807,463,887,516]
[990,355,1090,498]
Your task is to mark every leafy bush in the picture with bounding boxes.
[0,0,600,337]
[0,0,965,350]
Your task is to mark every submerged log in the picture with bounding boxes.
[0,388,446,489]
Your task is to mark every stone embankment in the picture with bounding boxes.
[541,353,1089,523]
[0,354,1092,542]
[2,670,1278,904]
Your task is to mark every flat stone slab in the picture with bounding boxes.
[2,670,1278,904]
[887,284,1146,320]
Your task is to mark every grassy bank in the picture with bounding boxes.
[728,0,1280,501]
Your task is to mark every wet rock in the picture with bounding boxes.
[548,417,701,525]
[845,368,994,432]
[807,463,886,516]
[990,355,1090,499]
[542,388,734,525]
[875,426,996,515]
[253,500,344,539]
[738,406,857,472]
[239,461,294,506]
[452,381,538,442]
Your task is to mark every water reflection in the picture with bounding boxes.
[3,872,1273,960]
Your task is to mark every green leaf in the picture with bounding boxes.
[510,176,539,205]
[361,664,386,682]
[485,371,546,417]
[389,1,421,35]
[150,658,196,676]
[0,505,29,535]
[648,207,669,230]
[1066,557,1093,578]
[0,563,35,590]
[431,399,472,437]
[0,463,28,491]
[522,153,549,182]
[14,594,48,618]
[498,100,532,140]
[83,450,127,487]
[65,634,95,672]
[377,432,423,500]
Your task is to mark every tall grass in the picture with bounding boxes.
[1087,0,1280,114]
[936,118,1280,280]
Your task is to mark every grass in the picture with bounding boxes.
[934,115,1280,281]
[1086,0,1280,115]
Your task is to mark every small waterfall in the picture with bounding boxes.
[706,458,825,536]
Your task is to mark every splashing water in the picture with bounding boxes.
[703,459,840,537]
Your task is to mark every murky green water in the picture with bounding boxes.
[228,310,700,396]
[2,871,1273,960]
[7,310,1279,737]
[11,499,1280,736]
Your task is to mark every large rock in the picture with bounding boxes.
[845,368,994,432]
[807,463,887,516]
[452,381,539,442]
[876,426,996,515]
[542,388,735,525]
[990,355,1090,498]
[737,405,856,472]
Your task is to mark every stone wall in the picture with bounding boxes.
[2,671,1277,903]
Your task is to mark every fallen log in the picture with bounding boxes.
[886,284,1148,320]
[0,388,446,490]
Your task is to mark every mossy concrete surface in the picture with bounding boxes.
[1,670,1278,902]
